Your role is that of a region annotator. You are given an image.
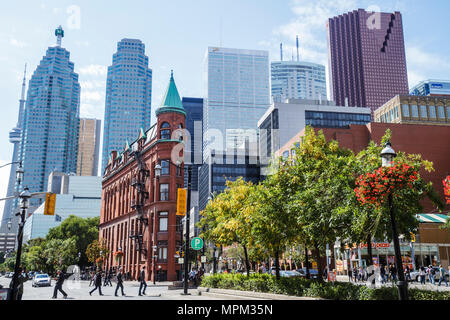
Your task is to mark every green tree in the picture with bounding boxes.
[198,178,256,276]
[351,129,444,247]
[250,165,299,280]
[287,127,356,278]
[43,238,78,274]
[47,215,99,267]
[85,239,109,269]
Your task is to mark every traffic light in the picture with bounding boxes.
[44,193,56,216]
[410,232,416,243]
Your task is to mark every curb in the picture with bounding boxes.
[196,287,324,300]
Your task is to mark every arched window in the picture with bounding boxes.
[160,122,170,139]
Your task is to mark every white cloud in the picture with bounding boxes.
[81,90,104,103]
[78,65,108,76]
[80,80,106,90]
[10,38,28,48]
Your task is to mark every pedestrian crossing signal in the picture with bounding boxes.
[44,193,56,216]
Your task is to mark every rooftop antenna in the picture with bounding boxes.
[280,43,283,61]
[55,25,64,47]
[296,35,300,61]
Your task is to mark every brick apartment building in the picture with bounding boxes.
[100,72,186,281]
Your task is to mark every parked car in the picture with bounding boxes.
[296,268,319,279]
[280,270,302,277]
[5,272,14,278]
[32,274,52,287]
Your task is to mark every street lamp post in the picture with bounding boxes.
[152,245,157,285]
[9,187,31,300]
[381,141,408,301]
[155,160,191,294]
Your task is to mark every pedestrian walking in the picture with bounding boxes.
[437,265,448,287]
[89,271,95,286]
[358,266,363,282]
[380,264,386,284]
[9,267,29,300]
[104,270,113,286]
[352,267,357,282]
[405,265,411,282]
[347,268,352,282]
[89,270,104,296]
[138,266,147,296]
[115,267,126,296]
[427,265,435,285]
[419,266,426,285]
[52,270,68,299]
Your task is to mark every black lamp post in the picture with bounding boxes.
[381,141,408,300]
[155,160,191,294]
[10,187,31,300]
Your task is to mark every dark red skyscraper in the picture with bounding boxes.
[327,9,409,114]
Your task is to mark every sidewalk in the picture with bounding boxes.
[196,287,324,300]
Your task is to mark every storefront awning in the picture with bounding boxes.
[416,213,448,223]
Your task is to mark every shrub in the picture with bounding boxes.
[201,273,449,300]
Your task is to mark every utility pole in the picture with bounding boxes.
[183,166,192,295]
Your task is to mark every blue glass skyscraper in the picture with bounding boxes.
[17,26,80,207]
[101,39,152,173]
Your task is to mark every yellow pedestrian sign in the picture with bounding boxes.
[177,188,187,216]
[44,192,56,216]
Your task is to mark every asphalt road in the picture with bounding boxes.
[0,277,254,300]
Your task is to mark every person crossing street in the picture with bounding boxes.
[115,267,126,296]
[52,270,68,299]
[104,270,113,286]
[89,270,104,296]
[138,266,147,296]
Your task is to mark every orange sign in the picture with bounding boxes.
[176,188,187,216]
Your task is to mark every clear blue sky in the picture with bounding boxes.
[0,0,449,215]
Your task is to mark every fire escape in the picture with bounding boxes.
[129,148,150,259]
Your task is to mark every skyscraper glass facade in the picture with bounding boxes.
[102,39,152,172]
[18,36,80,207]
[327,9,409,114]
[271,61,327,103]
[203,47,270,159]
[410,80,450,97]
[182,97,203,192]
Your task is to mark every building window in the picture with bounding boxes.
[161,160,170,175]
[438,106,445,119]
[160,122,171,140]
[158,240,168,261]
[159,212,168,231]
[447,107,450,119]
[420,105,428,118]
[282,151,289,160]
[411,104,418,117]
[402,104,409,117]
[428,106,436,119]
[160,184,169,201]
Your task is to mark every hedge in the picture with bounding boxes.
[200,273,450,300]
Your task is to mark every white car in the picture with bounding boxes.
[32,274,52,287]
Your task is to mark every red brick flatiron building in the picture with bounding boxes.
[100,72,186,281]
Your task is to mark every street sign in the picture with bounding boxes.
[326,249,331,256]
[201,255,207,263]
[178,258,184,264]
[44,192,56,216]
[191,237,203,250]
[177,188,187,216]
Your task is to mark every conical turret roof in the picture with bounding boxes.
[156,71,186,117]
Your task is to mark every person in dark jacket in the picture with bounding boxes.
[9,267,29,300]
[138,266,147,296]
[89,270,103,296]
[115,267,126,296]
[104,270,112,286]
[52,270,68,299]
